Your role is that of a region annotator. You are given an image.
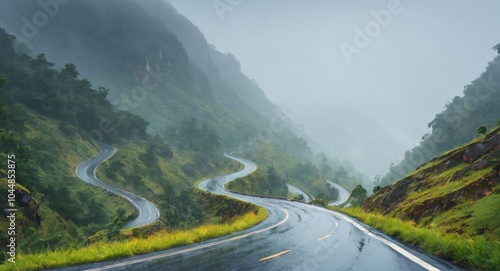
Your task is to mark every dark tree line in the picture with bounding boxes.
[0,27,155,252]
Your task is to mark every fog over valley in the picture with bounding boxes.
[0,1,499,270]
[169,0,500,177]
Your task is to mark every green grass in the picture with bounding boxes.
[0,208,267,271]
[404,164,483,205]
[330,206,500,271]
[469,193,500,238]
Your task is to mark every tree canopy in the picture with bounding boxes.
[476,125,488,136]
[351,185,368,205]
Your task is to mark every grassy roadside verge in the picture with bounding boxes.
[1,208,267,271]
[329,206,500,271]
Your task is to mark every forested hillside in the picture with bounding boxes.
[0,28,244,257]
[379,53,500,186]
[0,0,266,147]
[0,0,364,198]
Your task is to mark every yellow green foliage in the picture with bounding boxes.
[0,208,267,271]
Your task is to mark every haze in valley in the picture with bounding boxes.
[169,0,500,177]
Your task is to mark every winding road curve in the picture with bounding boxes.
[75,143,160,229]
[63,154,465,271]
[287,184,313,203]
[328,180,351,206]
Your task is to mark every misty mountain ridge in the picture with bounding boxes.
[0,0,271,147]
[0,25,266,259]
[0,0,372,188]
[0,1,376,194]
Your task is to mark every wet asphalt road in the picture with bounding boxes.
[65,155,465,271]
[75,143,160,229]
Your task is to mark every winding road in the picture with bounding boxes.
[287,184,312,203]
[328,180,351,206]
[65,154,464,271]
[75,143,160,229]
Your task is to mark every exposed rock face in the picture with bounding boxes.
[463,143,489,163]
[402,170,499,223]
[363,127,500,226]
[0,171,41,227]
[490,133,500,148]
[14,188,41,226]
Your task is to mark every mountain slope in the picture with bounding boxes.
[0,0,358,200]
[0,0,258,147]
[0,28,245,257]
[380,54,500,185]
[364,127,500,241]
[135,0,275,124]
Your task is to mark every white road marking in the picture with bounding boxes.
[260,249,291,261]
[317,234,332,241]
[310,205,441,271]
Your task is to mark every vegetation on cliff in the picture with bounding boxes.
[333,126,500,270]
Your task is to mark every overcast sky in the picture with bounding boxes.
[168,0,500,177]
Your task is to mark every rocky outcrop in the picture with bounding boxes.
[402,168,499,223]
[0,171,41,228]
[14,188,41,226]
[463,143,489,163]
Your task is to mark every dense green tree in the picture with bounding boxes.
[477,125,488,136]
[373,185,382,194]
[267,166,285,191]
[140,141,160,164]
[106,208,127,241]
[351,185,368,205]
[31,53,54,69]
[158,142,173,159]
[59,63,79,81]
